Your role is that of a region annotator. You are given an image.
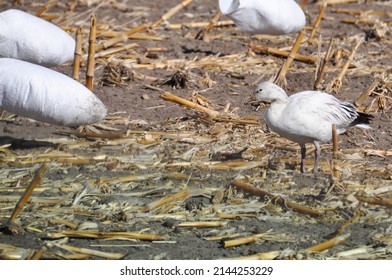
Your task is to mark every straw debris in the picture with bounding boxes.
[0,0,391,260]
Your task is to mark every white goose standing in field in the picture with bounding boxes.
[253,82,372,175]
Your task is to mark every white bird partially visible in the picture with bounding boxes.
[218,0,306,35]
[253,82,372,175]
[0,9,75,66]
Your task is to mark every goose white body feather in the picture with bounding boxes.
[0,58,106,126]
[266,90,359,143]
[0,9,75,66]
[218,0,306,35]
[254,82,371,175]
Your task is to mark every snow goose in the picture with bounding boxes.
[253,82,372,175]
[0,9,75,66]
[218,0,306,35]
[0,58,106,126]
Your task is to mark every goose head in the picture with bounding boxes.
[254,82,288,103]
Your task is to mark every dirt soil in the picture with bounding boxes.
[1,0,392,260]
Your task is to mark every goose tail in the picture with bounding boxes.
[350,111,373,129]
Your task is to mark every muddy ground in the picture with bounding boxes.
[0,0,392,260]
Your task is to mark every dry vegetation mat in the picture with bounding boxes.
[1,0,392,260]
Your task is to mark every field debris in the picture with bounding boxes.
[0,0,392,260]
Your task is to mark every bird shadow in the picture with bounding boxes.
[181,45,224,57]
[0,136,57,150]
